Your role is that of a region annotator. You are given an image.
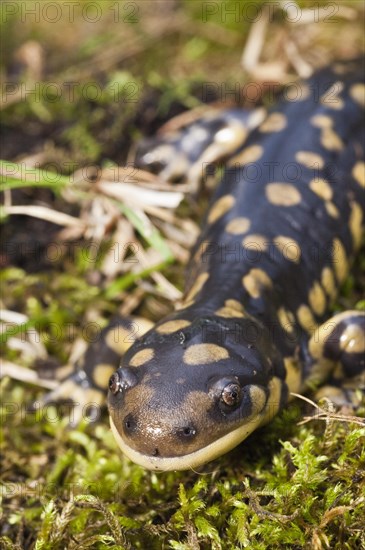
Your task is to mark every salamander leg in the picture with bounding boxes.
[134,107,265,190]
[38,316,153,424]
[305,311,365,409]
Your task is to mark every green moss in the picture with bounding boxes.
[2,392,364,548]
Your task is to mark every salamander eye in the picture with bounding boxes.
[221,382,241,407]
[109,373,121,395]
[108,367,138,395]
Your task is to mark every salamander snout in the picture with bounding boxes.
[122,413,196,441]
[122,415,197,457]
[108,366,202,460]
[109,404,199,458]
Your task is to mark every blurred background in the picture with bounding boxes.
[2,0,364,164]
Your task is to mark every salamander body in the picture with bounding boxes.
[55,61,365,470]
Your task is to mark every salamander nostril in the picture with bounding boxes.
[123,414,137,434]
[175,425,197,439]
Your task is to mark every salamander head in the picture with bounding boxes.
[107,315,286,470]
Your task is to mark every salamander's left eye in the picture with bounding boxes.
[108,367,138,395]
[209,376,243,412]
[221,382,241,407]
[109,373,121,395]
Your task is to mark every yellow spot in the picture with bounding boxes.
[295,151,325,169]
[184,272,209,303]
[309,178,333,201]
[277,308,295,333]
[215,124,248,147]
[310,115,333,128]
[349,83,365,107]
[339,323,365,354]
[321,267,337,300]
[215,306,245,318]
[225,299,245,311]
[265,183,301,206]
[273,236,301,263]
[308,281,327,316]
[183,343,229,365]
[93,364,116,388]
[248,386,268,415]
[349,201,363,249]
[129,348,155,367]
[105,318,152,354]
[228,144,263,166]
[215,299,246,318]
[242,268,272,299]
[320,128,344,151]
[156,319,191,334]
[208,194,235,224]
[297,304,317,334]
[105,326,133,354]
[242,234,268,252]
[332,238,348,283]
[260,377,283,424]
[308,311,365,384]
[352,162,365,188]
[225,217,251,235]
[325,201,339,219]
[259,112,287,133]
[284,357,302,393]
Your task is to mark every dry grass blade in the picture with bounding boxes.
[132,240,182,301]
[291,393,365,427]
[3,205,85,227]
[284,40,313,77]
[97,179,184,209]
[0,309,28,325]
[241,4,270,72]
[1,361,57,389]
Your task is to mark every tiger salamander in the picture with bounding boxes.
[50,60,365,471]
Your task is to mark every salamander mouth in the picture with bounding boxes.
[109,414,262,471]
